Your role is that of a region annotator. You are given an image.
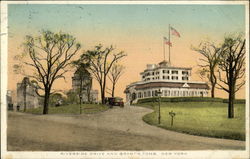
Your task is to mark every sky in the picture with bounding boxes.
[7,3,246,100]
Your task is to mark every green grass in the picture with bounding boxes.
[23,104,109,115]
[137,102,245,141]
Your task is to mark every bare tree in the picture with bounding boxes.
[217,34,245,118]
[14,30,81,114]
[192,41,221,98]
[108,63,125,97]
[82,44,126,104]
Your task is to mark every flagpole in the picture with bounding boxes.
[163,37,165,61]
[169,24,171,64]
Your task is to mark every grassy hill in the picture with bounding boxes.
[23,104,109,115]
[136,101,245,141]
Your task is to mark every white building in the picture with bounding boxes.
[124,61,209,104]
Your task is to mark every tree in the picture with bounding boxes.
[192,41,221,98]
[107,63,125,97]
[82,44,126,104]
[217,34,245,118]
[14,30,81,114]
[65,91,78,105]
[50,92,64,106]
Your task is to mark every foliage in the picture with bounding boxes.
[14,30,81,114]
[65,91,78,104]
[137,102,245,140]
[217,33,245,118]
[80,44,126,104]
[137,97,225,103]
[49,92,65,106]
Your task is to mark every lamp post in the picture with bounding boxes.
[156,89,162,125]
[79,94,82,114]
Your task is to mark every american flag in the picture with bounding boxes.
[164,37,172,46]
[170,27,181,37]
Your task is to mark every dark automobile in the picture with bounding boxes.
[105,97,124,108]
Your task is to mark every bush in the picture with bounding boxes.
[137,97,224,103]
[223,99,246,104]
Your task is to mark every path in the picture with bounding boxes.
[7,106,245,151]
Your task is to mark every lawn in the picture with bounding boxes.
[137,102,245,140]
[23,103,109,115]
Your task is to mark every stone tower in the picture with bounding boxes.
[72,68,98,103]
[17,77,40,110]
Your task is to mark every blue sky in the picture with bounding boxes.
[8,4,245,39]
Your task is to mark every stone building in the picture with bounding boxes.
[72,68,98,103]
[17,77,41,110]
[124,60,209,104]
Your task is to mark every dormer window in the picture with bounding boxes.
[163,70,169,74]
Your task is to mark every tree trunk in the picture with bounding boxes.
[111,83,115,97]
[101,89,105,104]
[101,77,107,104]
[210,70,216,98]
[228,90,234,118]
[43,89,50,114]
[211,84,215,98]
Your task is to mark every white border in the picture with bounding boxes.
[1,1,249,159]
[1,1,8,158]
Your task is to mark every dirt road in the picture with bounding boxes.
[7,106,245,151]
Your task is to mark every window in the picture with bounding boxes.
[144,92,147,97]
[182,77,188,80]
[163,76,169,79]
[148,91,151,97]
[172,76,178,80]
[182,71,188,75]
[138,92,142,98]
[172,70,178,74]
[152,72,155,75]
[162,70,169,74]
[177,91,179,96]
[164,90,168,96]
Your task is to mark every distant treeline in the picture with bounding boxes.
[137,97,246,104]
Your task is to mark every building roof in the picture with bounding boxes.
[134,82,209,90]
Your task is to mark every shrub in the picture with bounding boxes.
[137,97,224,103]
[223,99,246,104]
